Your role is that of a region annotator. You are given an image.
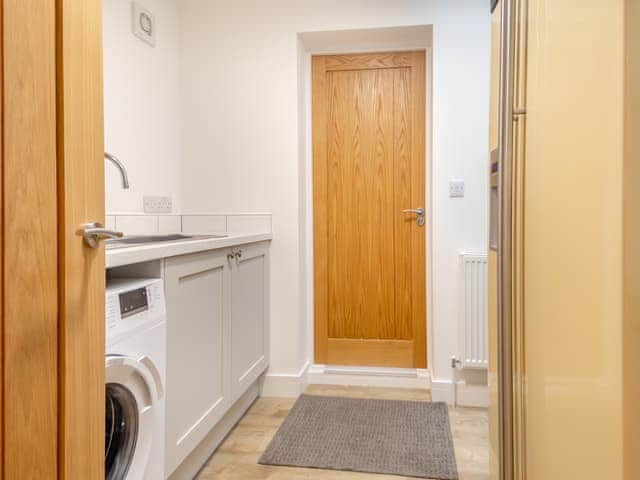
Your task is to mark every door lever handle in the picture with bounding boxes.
[78,222,124,248]
[403,208,425,226]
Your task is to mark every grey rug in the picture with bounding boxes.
[259,395,459,479]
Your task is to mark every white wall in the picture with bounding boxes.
[103,0,182,213]
[428,2,491,389]
[177,0,491,386]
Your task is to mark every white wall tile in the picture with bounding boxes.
[226,215,272,234]
[181,215,226,233]
[158,215,182,233]
[115,215,159,235]
[105,215,116,231]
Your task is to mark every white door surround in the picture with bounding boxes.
[298,26,436,389]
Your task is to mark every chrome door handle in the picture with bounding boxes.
[78,222,123,248]
[403,208,425,226]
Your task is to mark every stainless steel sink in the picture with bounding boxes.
[106,233,227,249]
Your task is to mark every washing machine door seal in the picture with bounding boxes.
[105,354,164,480]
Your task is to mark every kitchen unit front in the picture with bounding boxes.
[164,242,270,476]
[107,235,271,479]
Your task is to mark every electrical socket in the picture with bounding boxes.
[449,179,465,198]
[143,196,173,213]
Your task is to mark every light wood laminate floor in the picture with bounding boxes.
[197,385,489,480]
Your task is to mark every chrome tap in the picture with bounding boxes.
[104,152,130,189]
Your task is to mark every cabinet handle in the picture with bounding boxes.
[227,249,243,261]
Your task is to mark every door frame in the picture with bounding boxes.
[496,0,527,478]
[297,30,434,373]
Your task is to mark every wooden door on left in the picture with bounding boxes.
[1,1,105,479]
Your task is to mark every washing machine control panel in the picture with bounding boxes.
[119,287,149,318]
[106,278,165,344]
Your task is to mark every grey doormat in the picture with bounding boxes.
[259,394,459,479]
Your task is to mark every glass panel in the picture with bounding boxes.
[105,383,139,480]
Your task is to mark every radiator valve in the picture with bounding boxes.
[451,356,462,369]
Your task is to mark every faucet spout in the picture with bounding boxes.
[104,152,130,189]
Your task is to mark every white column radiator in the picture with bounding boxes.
[459,253,489,369]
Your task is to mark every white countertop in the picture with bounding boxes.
[106,232,272,269]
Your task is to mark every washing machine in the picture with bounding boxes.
[106,278,166,480]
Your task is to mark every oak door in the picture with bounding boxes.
[1,0,105,478]
[313,51,427,368]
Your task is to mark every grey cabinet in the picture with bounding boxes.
[163,242,269,476]
[230,242,270,400]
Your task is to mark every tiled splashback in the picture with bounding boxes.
[105,213,272,235]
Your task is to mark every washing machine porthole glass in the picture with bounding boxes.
[105,383,139,480]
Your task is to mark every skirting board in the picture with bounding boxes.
[168,382,260,480]
[431,379,489,408]
[260,361,311,397]
[261,364,487,408]
[261,363,431,397]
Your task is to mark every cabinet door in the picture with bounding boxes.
[230,242,270,400]
[164,249,232,475]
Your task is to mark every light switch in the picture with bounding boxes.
[449,179,465,198]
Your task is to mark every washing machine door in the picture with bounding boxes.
[105,354,164,480]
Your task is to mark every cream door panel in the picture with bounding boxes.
[230,242,270,400]
[164,250,232,475]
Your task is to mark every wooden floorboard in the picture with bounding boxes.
[196,385,489,480]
